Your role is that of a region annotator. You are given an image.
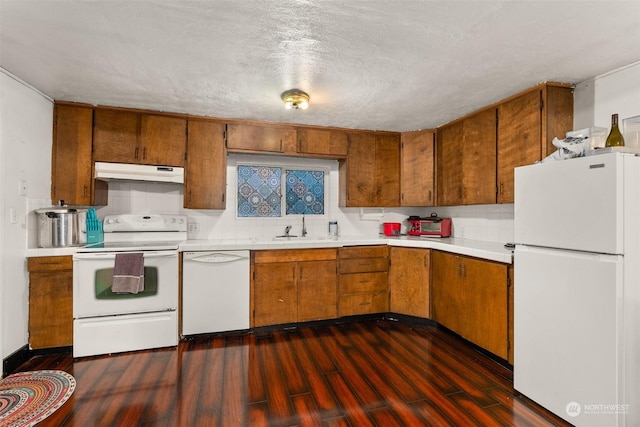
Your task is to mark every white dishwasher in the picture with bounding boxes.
[182,250,250,335]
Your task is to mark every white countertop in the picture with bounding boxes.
[25,235,513,264]
[180,235,514,264]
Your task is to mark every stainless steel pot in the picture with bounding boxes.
[36,201,87,248]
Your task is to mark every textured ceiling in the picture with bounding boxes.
[1,1,639,132]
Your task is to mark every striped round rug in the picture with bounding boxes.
[0,370,75,427]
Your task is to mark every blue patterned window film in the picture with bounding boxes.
[237,165,282,217]
[286,170,325,215]
[237,165,325,217]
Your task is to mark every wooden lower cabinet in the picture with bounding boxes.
[27,256,73,349]
[338,245,389,316]
[298,260,338,322]
[253,262,297,327]
[431,250,509,360]
[389,247,430,318]
[252,249,337,327]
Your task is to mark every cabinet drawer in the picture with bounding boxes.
[339,257,388,274]
[27,256,72,272]
[339,245,388,259]
[254,248,336,264]
[339,272,388,294]
[339,292,388,316]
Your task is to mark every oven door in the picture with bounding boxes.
[73,250,178,318]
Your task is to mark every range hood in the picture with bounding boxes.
[94,162,184,184]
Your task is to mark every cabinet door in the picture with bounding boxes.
[298,260,337,322]
[93,109,140,163]
[341,132,376,206]
[432,251,508,359]
[140,114,186,166]
[460,256,508,359]
[497,90,542,203]
[462,109,496,205]
[389,247,430,318]
[431,251,464,332]
[226,123,295,153]
[436,121,464,206]
[401,130,435,206]
[375,133,401,206]
[52,105,106,206]
[297,128,348,157]
[184,120,226,209]
[253,262,297,327]
[28,256,73,349]
[339,292,388,316]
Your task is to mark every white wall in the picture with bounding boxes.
[574,61,640,132]
[0,69,53,363]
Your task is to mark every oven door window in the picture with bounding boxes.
[94,267,159,299]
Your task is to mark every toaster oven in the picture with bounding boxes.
[407,214,452,237]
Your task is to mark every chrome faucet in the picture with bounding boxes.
[302,215,307,237]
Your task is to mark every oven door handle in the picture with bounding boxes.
[74,251,178,260]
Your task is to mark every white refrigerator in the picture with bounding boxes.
[514,152,640,426]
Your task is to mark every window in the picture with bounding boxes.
[237,165,325,218]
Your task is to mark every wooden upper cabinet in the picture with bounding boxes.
[184,120,226,209]
[437,109,496,206]
[497,84,573,203]
[375,134,401,206]
[140,115,187,166]
[340,132,376,206]
[401,130,435,206]
[339,132,400,207]
[52,104,107,206]
[436,121,464,206]
[93,109,186,166]
[297,128,348,158]
[463,108,497,205]
[93,109,139,163]
[226,122,296,153]
[497,90,541,203]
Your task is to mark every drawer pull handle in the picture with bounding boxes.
[278,299,284,303]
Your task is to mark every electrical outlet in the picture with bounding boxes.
[18,179,27,196]
[9,208,17,224]
[188,222,200,233]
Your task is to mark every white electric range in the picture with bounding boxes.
[72,214,186,358]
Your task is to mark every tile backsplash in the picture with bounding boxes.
[28,154,514,245]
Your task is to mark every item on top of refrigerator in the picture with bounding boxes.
[623,115,640,149]
[542,136,591,162]
[566,126,608,150]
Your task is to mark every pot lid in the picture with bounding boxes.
[35,200,87,214]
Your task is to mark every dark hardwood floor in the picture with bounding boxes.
[12,319,572,426]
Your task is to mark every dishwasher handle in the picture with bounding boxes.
[184,252,249,264]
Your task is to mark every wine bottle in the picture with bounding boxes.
[605,114,625,147]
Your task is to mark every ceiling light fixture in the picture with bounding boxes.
[281,89,310,110]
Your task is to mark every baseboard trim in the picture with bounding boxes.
[3,345,31,377]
